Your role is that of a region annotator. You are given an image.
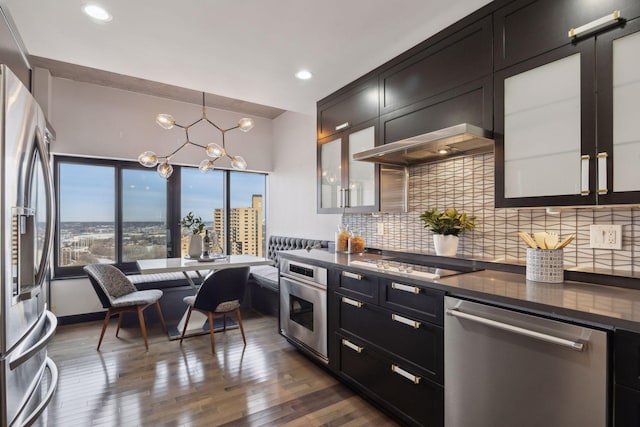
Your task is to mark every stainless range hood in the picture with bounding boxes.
[353,123,494,166]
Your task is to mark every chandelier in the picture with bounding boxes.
[138,92,254,179]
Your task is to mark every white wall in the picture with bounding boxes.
[268,111,340,241]
[49,78,274,172]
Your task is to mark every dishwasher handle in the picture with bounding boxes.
[446,308,585,352]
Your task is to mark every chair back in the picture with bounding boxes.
[83,264,137,308]
[194,266,250,312]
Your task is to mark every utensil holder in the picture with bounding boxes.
[526,248,564,283]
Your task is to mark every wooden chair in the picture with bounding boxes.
[84,264,167,351]
[180,266,250,353]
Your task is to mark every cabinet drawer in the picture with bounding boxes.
[338,296,443,382]
[318,77,378,139]
[338,334,444,427]
[338,269,379,303]
[380,15,492,114]
[380,279,445,325]
[615,384,640,427]
[615,329,640,390]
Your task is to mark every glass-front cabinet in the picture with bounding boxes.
[496,17,640,207]
[318,120,378,213]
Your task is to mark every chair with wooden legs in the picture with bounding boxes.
[84,264,167,351]
[180,266,250,353]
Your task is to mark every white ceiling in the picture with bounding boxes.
[4,0,492,115]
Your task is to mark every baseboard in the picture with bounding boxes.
[58,311,105,325]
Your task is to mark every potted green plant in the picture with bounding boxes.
[419,208,475,256]
[180,211,205,258]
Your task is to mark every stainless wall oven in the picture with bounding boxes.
[279,259,328,363]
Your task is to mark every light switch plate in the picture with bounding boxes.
[589,224,622,250]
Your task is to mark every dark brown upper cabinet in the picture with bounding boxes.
[380,16,492,116]
[495,16,640,208]
[317,76,378,140]
[494,0,640,71]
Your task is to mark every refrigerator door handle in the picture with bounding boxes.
[10,311,57,370]
[33,127,55,289]
[20,357,59,427]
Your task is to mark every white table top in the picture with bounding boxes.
[136,254,272,275]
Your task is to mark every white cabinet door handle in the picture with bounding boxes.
[597,152,608,195]
[581,155,590,195]
[335,122,350,131]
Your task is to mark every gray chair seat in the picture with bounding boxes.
[112,289,163,307]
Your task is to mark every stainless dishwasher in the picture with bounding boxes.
[444,296,608,427]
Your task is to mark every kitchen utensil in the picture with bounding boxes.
[518,232,538,249]
[545,232,559,250]
[533,232,548,249]
[555,235,575,250]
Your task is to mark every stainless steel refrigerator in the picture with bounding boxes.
[0,65,58,426]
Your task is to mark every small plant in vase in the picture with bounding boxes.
[419,208,475,256]
[180,211,205,258]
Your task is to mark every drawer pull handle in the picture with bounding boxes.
[568,10,621,38]
[343,271,363,280]
[391,364,421,385]
[392,313,421,329]
[341,338,363,353]
[391,314,420,329]
[342,296,364,308]
[335,121,350,131]
[392,282,420,295]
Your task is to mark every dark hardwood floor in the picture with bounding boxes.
[37,310,398,426]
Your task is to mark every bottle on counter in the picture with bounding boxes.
[348,230,365,255]
[201,229,211,258]
[336,224,350,253]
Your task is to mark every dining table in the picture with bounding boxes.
[136,254,273,339]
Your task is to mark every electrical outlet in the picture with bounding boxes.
[589,224,622,250]
[376,223,384,236]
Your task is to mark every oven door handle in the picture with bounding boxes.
[280,272,327,291]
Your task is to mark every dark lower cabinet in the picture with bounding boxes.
[338,333,444,427]
[615,384,640,427]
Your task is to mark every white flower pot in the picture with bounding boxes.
[433,234,459,256]
[188,234,202,258]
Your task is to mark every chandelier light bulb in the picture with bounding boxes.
[206,143,225,158]
[231,156,247,170]
[238,118,254,132]
[138,151,158,167]
[156,114,175,130]
[157,162,174,179]
[199,159,215,173]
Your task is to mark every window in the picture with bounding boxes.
[180,168,224,256]
[122,169,167,261]
[57,162,116,273]
[54,156,267,277]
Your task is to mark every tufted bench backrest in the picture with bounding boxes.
[267,236,329,268]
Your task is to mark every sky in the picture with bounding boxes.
[59,163,266,222]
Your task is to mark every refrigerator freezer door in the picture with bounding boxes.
[1,65,54,354]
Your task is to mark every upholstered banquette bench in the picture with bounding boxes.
[248,235,329,316]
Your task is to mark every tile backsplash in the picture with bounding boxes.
[343,153,640,275]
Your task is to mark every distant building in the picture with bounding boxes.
[214,194,263,256]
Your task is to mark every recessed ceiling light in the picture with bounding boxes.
[295,70,313,80]
[82,4,112,22]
